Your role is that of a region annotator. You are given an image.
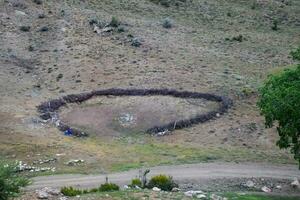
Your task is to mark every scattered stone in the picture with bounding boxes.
[244,180,255,188]
[156,130,169,136]
[131,37,142,47]
[291,178,299,188]
[33,158,57,165]
[93,25,101,34]
[66,159,85,166]
[59,197,68,200]
[15,10,27,16]
[210,194,227,200]
[276,185,282,189]
[184,190,205,197]
[102,27,113,33]
[197,194,207,199]
[261,186,271,193]
[152,187,161,192]
[38,13,46,18]
[36,190,49,199]
[171,187,180,192]
[135,185,141,190]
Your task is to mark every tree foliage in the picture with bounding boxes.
[258,64,300,168]
[0,161,30,200]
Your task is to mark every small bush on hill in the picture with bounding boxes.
[271,20,279,31]
[109,16,120,28]
[0,160,30,200]
[162,18,173,28]
[99,183,119,192]
[149,0,187,7]
[147,174,178,191]
[60,186,82,196]
[291,46,300,61]
[130,178,142,188]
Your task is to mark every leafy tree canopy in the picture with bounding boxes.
[258,64,300,168]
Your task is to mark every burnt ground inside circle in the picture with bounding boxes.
[37,89,232,136]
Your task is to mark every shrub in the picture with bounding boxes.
[60,186,82,196]
[149,0,186,7]
[99,183,119,192]
[20,26,30,32]
[130,178,142,188]
[258,64,300,168]
[33,0,43,5]
[147,175,178,191]
[109,16,120,28]
[162,18,173,29]
[0,161,30,200]
[271,20,279,31]
[291,46,300,61]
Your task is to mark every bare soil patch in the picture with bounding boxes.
[60,95,219,137]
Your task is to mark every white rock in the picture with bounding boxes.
[152,187,161,192]
[59,197,68,200]
[276,185,282,189]
[197,194,207,199]
[184,190,204,197]
[135,185,141,190]
[171,187,180,192]
[15,10,26,16]
[123,185,130,189]
[261,186,271,193]
[245,180,255,188]
[36,190,49,199]
[210,194,224,200]
[45,187,60,195]
[291,178,299,188]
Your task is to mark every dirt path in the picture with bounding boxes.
[28,162,300,190]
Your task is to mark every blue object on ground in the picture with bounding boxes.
[64,129,73,136]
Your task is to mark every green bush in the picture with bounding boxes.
[258,64,300,168]
[60,186,82,196]
[109,16,120,28]
[149,0,186,7]
[162,18,173,29]
[130,178,142,188]
[0,161,30,200]
[291,46,300,61]
[147,174,178,191]
[99,183,119,192]
[271,20,279,31]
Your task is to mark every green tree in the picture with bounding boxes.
[0,160,30,200]
[258,64,300,168]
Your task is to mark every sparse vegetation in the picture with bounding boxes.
[129,178,142,188]
[61,186,83,197]
[98,183,120,192]
[147,174,178,191]
[109,16,120,28]
[258,64,300,167]
[271,20,279,31]
[162,18,173,29]
[291,46,300,61]
[61,183,119,197]
[19,26,30,32]
[0,160,30,200]
[149,0,187,7]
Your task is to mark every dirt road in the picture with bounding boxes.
[28,162,299,190]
